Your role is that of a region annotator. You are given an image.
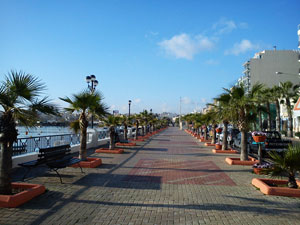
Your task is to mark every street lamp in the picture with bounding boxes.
[86,75,98,93]
[128,100,132,118]
[86,75,98,128]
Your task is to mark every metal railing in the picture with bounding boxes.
[12,133,93,156]
[98,130,109,140]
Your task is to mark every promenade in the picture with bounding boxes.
[1,127,300,225]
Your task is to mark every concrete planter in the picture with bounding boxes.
[116,142,137,146]
[0,183,45,208]
[215,144,222,150]
[212,149,238,154]
[252,178,300,197]
[70,157,102,168]
[225,157,258,165]
[205,143,216,146]
[95,148,124,154]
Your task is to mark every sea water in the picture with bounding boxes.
[17,126,73,138]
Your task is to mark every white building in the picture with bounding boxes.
[240,49,300,92]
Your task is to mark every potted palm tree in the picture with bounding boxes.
[252,144,300,197]
[95,115,124,154]
[0,71,58,207]
[60,90,108,167]
[279,81,299,137]
[223,83,263,165]
[115,115,136,147]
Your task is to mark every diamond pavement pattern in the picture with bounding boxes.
[124,159,236,186]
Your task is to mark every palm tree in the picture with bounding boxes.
[224,83,263,161]
[270,86,282,132]
[257,87,273,131]
[132,114,142,140]
[140,110,149,136]
[266,144,300,188]
[0,71,58,195]
[279,81,299,137]
[119,115,129,141]
[60,91,108,159]
[201,113,211,140]
[214,93,234,150]
[102,115,121,149]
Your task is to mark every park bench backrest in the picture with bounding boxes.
[38,144,71,164]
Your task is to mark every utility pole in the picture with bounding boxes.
[179,97,182,130]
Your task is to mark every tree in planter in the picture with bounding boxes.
[204,108,218,144]
[119,115,130,141]
[140,110,150,136]
[200,113,211,140]
[0,71,58,195]
[102,115,121,150]
[223,83,263,161]
[279,81,299,137]
[132,114,142,140]
[148,115,158,133]
[257,87,274,131]
[270,86,283,132]
[266,144,300,188]
[192,113,203,136]
[214,93,234,150]
[60,91,108,159]
[182,114,193,131]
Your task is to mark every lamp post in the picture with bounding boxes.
[86,75,98,128]
[128,100,132,119]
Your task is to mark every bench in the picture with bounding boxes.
[19,144,83,183]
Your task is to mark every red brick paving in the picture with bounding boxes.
[124,159,236,186]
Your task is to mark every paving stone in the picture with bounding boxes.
[0,128,300,224]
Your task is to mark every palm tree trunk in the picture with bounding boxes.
[240,130,248,161]
[124,124,128,141]
[0,113,18,195]
[275,100,281,132]
[222,122,229,150]
[135,122,139,140]
[204,127,207,140]
[211,125,216,144]
[80,127,87,160]
[259,111,263,131]
[0,142,12,195]
[286,98,293,137]
[79,113,88,160]
[266,101,271,131]
[288,174,298,188]
[109,126,115,150]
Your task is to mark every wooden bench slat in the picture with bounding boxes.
[18,144,82,183]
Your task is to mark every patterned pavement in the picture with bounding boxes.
[1,127,300,225]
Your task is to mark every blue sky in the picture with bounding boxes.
[0,0,299,114]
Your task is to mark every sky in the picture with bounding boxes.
[0,0,299,114]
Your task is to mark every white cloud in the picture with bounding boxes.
[158,33,215,60]
[181,97,192,105]
[225,39,260,56]
[145,31,159,39]
[212,18,248,36]
[204,59,219,65]
[213,18,237,35]
[239,22,248,29]
[133,98,141,104]
[201,98,207,103]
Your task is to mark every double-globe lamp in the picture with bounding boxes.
[86,75,98,128]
